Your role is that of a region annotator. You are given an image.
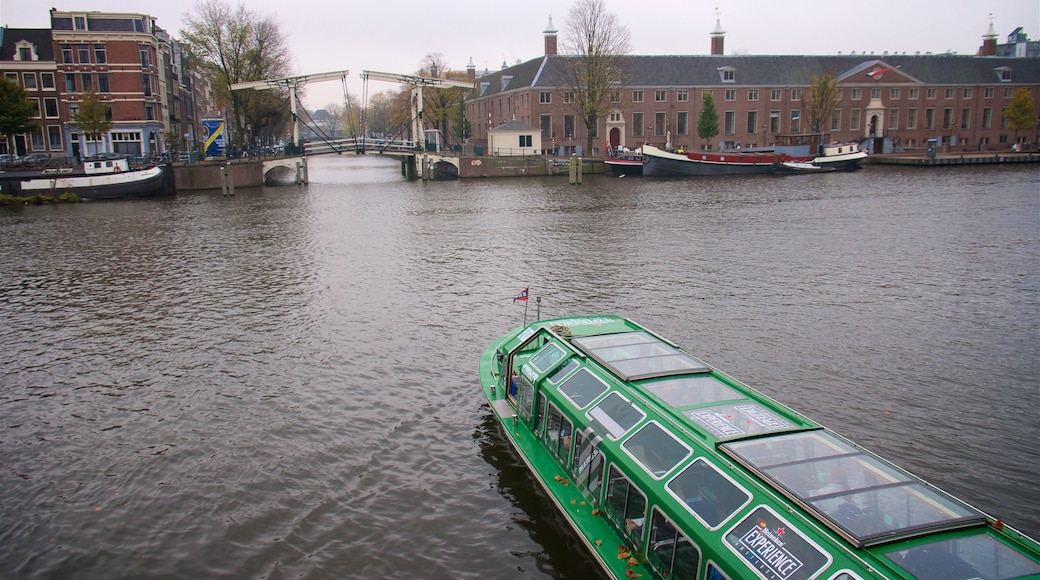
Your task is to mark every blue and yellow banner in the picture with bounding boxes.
[201,118,226,158]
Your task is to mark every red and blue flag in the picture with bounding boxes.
[513,287,529,303]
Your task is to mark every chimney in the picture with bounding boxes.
[710,10,725,55]
[978,14,999,56]
[544,15,558,56]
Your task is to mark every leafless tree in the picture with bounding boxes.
[802,72,842,136]
[560,0,632,155]
[181,0,293,147]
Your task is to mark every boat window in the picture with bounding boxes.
[685,402,794,440]
[546,358,579,385]
[724,506,832,580]
[574,431,605,497]
[722,431,985,547]
[705,563,732,580]
[666,458,751,529]
[884,534,1040,580]
[543,403,572,462]
[646,508,701,579]
[605,465,648,544]
[530,343,566,373]
[588,392,645,440]
[573,331,710,380]
[558,368,609,409]
[645,376,742,408]
[623,422,692,478]
[534,393,547,437]
[516,376,535,422]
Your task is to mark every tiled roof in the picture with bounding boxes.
[472,53,1040,98]
[0,28,56,62]
[491,119,540,132]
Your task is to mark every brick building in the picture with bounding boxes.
[0,28,62,157]
[465,16,1040,156]
[0,9,211,161]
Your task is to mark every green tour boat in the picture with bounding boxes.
[479,314,1040,580]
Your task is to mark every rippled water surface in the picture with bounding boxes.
[1,156,1037,578]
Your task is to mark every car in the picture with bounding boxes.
[0,153,18,167]
[20,153,52,167]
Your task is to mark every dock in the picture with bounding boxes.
[868,151,1039,167]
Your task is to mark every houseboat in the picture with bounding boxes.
[479,315,1040,579]
[774,133,867,171]
[0,157,172,200]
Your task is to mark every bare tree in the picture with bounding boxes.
[180,0,293,148]
[320,103,343,138]
[802,72,842,136]
[560,0,631,155]
[71,90,112,155]
[416,53,467,144]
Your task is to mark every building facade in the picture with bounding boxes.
[0,28,62,157]
[465,18,1040,156]
[0,9,212,162]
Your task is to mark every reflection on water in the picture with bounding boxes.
[0,154,1037,577]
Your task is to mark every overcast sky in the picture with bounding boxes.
[2,0,1037,109]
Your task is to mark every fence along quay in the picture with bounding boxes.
[479,315,1040,580]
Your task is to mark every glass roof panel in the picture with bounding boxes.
[573,332,710,380]
[645,376,743,408]
[723,431,985,546]
[885,534,1040,580]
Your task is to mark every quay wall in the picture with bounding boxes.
[455,156,605,178]
[172,160,263,191]
[868,151,1039,167]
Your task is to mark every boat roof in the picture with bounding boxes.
[528,316,995,549]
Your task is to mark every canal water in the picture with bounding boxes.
[1,155,1037,578]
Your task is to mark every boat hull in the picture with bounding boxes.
[642,144,785,176]
[812,150,867,170]
[1,164,173,200]
[604,155,644,176]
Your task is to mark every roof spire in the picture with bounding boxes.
[712,7,725,36]
[544,14,557,35]
[983,12,998,39]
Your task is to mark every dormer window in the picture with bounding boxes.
[14,41,37,61]
[479,82,490,96]
[501,75,512,90]
[718,66,736,83]
[994,66,1012,82]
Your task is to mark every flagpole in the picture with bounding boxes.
[523,297,529,326]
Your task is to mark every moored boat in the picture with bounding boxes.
[480,314,1040,579]
[605,148,645,176]
[776,160,837,174]
[641,144,803,177]
[775,133,868,171]
[813,141,868,170]
[0,157,173,200]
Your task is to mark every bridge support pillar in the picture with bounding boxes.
[295,158,308,184]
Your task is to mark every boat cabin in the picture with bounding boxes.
[84,157,130,175]
[482,316,1040,579]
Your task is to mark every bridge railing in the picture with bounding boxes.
[304,137,422,156]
